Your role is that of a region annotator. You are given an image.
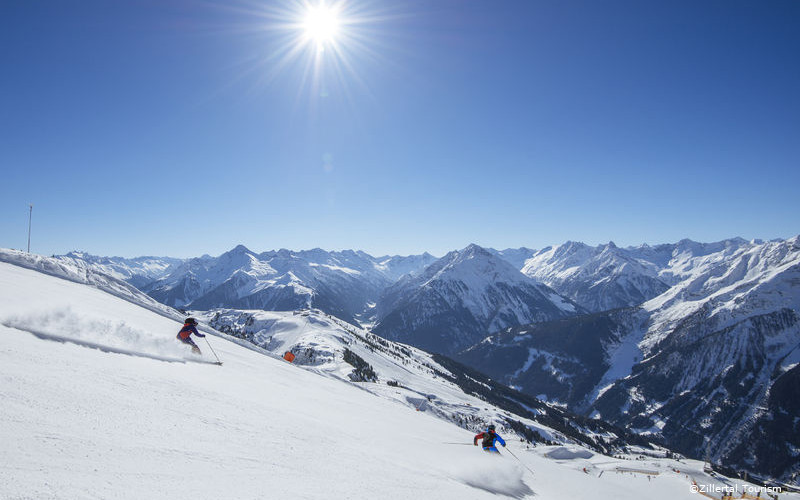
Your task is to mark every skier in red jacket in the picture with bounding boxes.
[474,424,506,453]
[177,318,205,355]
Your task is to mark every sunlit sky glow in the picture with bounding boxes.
[1,0,798,258]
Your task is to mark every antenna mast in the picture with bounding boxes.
[27,204,33,253]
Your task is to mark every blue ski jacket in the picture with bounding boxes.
[474,430,506,452]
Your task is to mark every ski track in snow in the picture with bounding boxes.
[452,454,534,498]
[2,308,197,362]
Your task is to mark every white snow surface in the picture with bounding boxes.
[2,254,798,500]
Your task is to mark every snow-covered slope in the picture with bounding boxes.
[374,244,582,355]
[4,253,792,500]
[194,306,657,457]
[374,252,440,281]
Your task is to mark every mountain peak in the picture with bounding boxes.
[461,243,491,257]
[555,241,590,256]
[437,244,516,276]
[65,250,92,259]
[375,244,580,354]
[227,244,252,255]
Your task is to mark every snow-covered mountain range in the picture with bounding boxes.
[124,245,436,326]
[460,236,800,485]
[59,251,183,289]
[58,244,581,353]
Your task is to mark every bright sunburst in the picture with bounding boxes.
[225,0,393,105]
[302,4,341,45]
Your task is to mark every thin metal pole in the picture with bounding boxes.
[27,204,33,253]
[204,337,222,365]
[505,447,535,477]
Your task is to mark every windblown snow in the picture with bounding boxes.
[1,251,795,500]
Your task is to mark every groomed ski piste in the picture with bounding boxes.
[2,249,797,500]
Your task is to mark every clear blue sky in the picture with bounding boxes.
[1,0,798,258]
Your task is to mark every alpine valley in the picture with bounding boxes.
[55,236,800,487]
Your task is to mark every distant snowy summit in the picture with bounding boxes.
[60,251,183,289]
[373,244,582,354]
[520,241,670,312]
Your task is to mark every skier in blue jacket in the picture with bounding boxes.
[177,317,205,354]
[474,424,506,453]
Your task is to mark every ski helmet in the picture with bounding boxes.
[487,424,496,432]
[185,317,198,325]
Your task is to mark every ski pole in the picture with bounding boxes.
[442,442,474,445]
[204,337,223,365]
[505,447,535,477]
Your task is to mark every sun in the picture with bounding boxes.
[302,4,341,45]
[235,0,391,102]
